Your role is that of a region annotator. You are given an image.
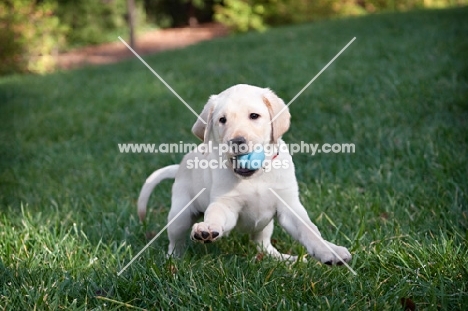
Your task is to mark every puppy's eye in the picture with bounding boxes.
[219,117,227,124]
[250,113,260,120]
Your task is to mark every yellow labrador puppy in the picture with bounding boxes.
[138,84,351,265]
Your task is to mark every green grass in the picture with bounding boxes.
[1,7,468,310]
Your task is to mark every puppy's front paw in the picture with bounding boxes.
[191,222,222,244]
[313,241,352,266]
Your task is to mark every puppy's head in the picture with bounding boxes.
[192,84,290,177]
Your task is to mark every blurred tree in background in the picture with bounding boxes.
[56,0,129,47]
[213,0,466,32]
[144,0,215,28]
[0,0,67,74]
[0,0,466,75]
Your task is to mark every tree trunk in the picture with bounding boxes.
[127,0,136,49]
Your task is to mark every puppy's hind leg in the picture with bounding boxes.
[251,220,300,262]
[167,194,197,258]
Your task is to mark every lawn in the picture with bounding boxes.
[1,6,468,310]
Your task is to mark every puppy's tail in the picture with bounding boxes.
[137,164,179,222]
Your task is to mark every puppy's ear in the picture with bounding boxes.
[263,89,291,143]
[192,95,217,142]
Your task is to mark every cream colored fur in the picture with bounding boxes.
[138,84,351,264]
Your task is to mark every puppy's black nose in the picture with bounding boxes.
[229,136,247,146]
[229,136,248,154]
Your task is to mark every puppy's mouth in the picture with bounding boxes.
[233,167,257,177]
[229,156,260,177]
[226,141,266,178]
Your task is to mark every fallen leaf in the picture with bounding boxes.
[400,297,416,311]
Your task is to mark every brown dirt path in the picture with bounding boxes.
[56,23,229,70]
